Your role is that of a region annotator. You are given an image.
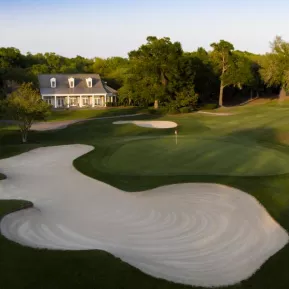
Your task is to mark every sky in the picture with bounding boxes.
[1,0,289,58]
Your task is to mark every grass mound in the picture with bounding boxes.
[103,137,289,176]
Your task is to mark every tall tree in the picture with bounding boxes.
[128,36,183,108]
[3,83,50,143]
[260,36,289,98]
[210,40,234,106]
[44,53,65,73]
[0,47,22,69]
[186,48,219,101]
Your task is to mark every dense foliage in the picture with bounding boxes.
[260,36,289,98]
[0,36,286,108]
[2,83,51,142]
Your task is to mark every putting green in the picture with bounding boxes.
[105,137,289,176]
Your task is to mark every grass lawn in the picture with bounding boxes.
[105,137,289,176]
[2,103,289,288]
[47,106,144,121]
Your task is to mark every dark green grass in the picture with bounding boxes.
[104,136,289,176]
[47,106,144,121]
[2,103,289,288]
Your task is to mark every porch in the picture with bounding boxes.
[43,94,116,108]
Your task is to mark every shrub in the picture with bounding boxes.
[199,103,218,110]
[106,102,115,107]
[148,107,168,115]
[175,86,199,110]
[167,106,179,114]
[148,108,158,114]
[179,107,191,113]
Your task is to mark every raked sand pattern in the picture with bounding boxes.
[0,145,288,287]
[113,120,178,129]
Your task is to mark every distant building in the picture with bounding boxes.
[38,74,117,108]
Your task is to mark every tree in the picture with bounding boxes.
[210,40,234,106]
[29,64,50,76]
[169,85,198,111]
[128,36,183,108]
[92,57,107,75]
[228,53,256,93]
[0,47,22,69]
[4,83,50,143]
[260,36,289,98]
[92,57,129,89]
[44,53,65,73]
[184,48,219,102]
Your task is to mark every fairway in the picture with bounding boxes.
[2,103,289,289]
[1,145,288,287]
[105,137,289,176]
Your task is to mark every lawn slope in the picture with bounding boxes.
[1,103,289,288]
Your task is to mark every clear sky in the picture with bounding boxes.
[1,0,289,58]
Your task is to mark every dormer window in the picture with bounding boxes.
[68,77,75,88]
[50,77,56,88]
[86,77,92,88]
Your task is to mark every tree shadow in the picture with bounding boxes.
[74,125,289,225]
[2,122,289,288]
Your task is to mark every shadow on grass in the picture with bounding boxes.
[47,106,148,122]
[2,116,289,289]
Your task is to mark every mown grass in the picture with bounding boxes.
[47,106,144,121]
[2,103,289,288]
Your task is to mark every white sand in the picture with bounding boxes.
[113,120,178,129]
[0,145,288,287]
[31,120,79,131]
[198,111,234,116]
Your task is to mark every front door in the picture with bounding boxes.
[57,98,64,107]
[70,97,77,106]
[95,97,101,106]
[83,97,89,106]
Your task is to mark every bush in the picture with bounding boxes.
[199,103,218,110]
[148,107,168,115]
[148,108,159,115]
[158,107,169,114]
[106,102,115,107]
[179,107,191,113]
[167,107,179,114]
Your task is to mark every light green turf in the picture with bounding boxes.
[105,136,289,176]
[3,101,289,289]
[47,107,143,121]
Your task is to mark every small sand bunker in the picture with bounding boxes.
[113,120,177,129]
[198,111,234,116]
[31,120,79,131]
[0,145,288,287]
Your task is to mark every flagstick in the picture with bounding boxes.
[175,130,178,145]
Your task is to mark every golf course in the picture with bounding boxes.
[2,101,289,289]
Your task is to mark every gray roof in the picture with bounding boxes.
[38,74,117,95]
[104,84,117,94]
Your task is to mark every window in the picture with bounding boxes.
[86,77,92,88]
[50,78,56,88]
[57,98,64,107]
[45,97,52,104]
[68,77,75,88]
[70,97,77,106]
[83,97,89,105]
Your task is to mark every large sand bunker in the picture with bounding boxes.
[0,145,288,287]
[113,120,177,129]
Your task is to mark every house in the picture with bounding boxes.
[38,74,117,108]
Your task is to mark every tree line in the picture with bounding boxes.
[1,36,288,111]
